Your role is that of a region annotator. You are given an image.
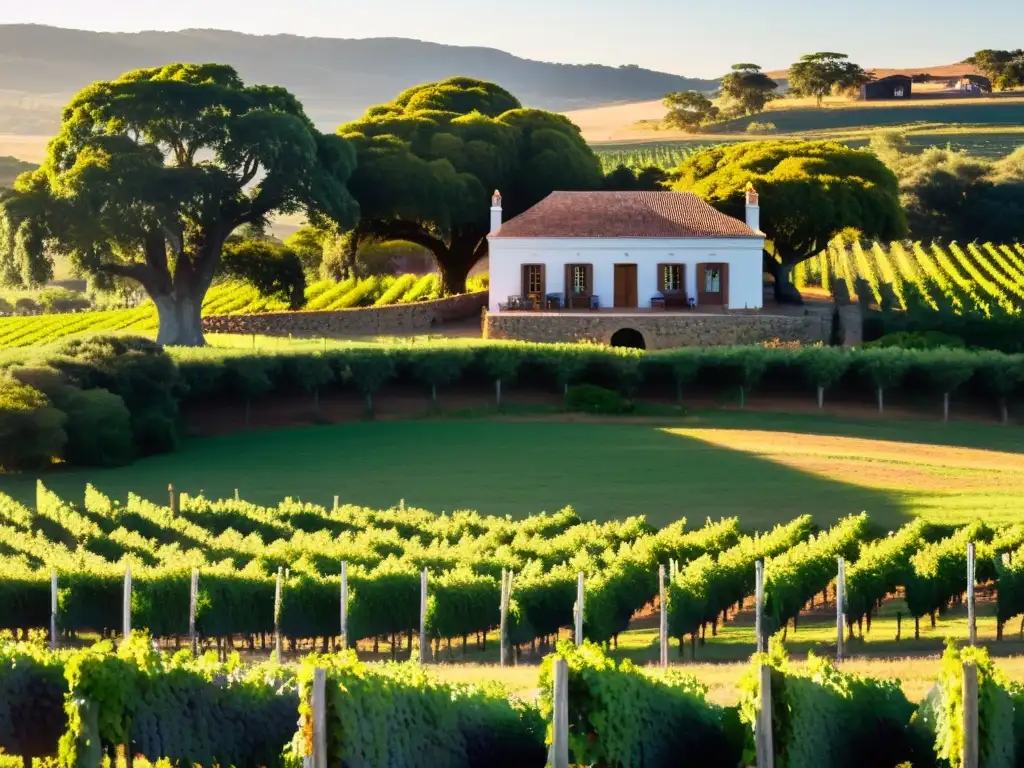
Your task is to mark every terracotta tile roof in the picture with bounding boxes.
[491,191,761,239]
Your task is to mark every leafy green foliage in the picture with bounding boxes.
[339,77,602,293]
[296,651,545,767]
[0,643,67,760]
[844,520,928,629]
[220,239,307,310]
[763,514,868,633]
[0,375,66,469]
[565,383,630,414]
[662,91,720,130]
[540,641,741,767]
[740,642,927,768]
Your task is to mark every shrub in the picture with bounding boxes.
[13,298,40,315]
[52,387,135,467]
[9,365,134,467]
[566,383,630,414]
[0,377,66,470]
[38,288,91,314]
[866,331,966,350]
[220,239,307,310]
[49,335,181,456]
[0,297,13,315]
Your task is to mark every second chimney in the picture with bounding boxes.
[490,190,503,235]
[745,184,760,232]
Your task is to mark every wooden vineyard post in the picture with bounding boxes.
[836,557,846,662]
[756,662,774,768]
[189,568,199,657]
[419,568,429,664]
[499,569,513,668]
[755,560,765,653]
[310,667,327,768]
[967,542,977,646]
[340,561,349,651]
[659,564,668,669]
[550,657,570,768]
[50,572,58,651]
[122,568,132,640]
[234,488,240,501]
[333,495,339,513]
[574,572,585,646]
[962,661,979,768]
[275,567,283,664]
[168,484,177,516]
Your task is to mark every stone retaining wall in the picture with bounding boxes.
[483,311,828,349]
[202,292,488,337]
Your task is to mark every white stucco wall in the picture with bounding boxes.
[486,236,766,312]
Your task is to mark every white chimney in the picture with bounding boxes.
[745,184,760,232]
[490,190,503,235]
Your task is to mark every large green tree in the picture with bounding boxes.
[0,63,358,346]
[719,64,778,116]
[337,77,602,293]
[964,50,1024,90]
[670,141,905,303]
[662,91,720,131]
[787,53,870,105]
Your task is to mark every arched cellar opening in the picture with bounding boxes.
[609,328,646,350]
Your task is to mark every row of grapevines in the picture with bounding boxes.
[843,519,929,631]
[667,515,816,642]
[762,513,868,633]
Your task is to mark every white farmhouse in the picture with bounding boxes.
[486,188,765,313]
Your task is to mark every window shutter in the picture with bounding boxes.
[656,263,665,292]
[565,264,572,295]
[520,264,529,296]
[539,264,547,298]
[721,263,730,308]
[584,264,594,295]
[680,264,687,296]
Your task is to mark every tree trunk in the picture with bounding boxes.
[154,291,205,346]
[764,256,804,305]
[436,233,484,296]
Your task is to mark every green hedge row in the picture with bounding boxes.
[2,336,1022,470]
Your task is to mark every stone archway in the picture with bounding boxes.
[609,327,646,350]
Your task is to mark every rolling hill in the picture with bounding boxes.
[0,24,718,136]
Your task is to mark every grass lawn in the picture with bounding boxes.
[2,411,1021,530]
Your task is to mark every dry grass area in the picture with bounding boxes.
[671,428,1024,494]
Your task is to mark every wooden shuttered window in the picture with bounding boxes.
[564,263,593,295]
[696,263,729,306]
[657,263,685,294]
[522,264,546,298]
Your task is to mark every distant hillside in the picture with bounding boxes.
[0,156,35,189]
[0,25,718,136]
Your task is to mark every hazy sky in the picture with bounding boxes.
[4,0,1022,77]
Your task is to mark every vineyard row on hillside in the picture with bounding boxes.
[0,274,487,349]
[795,239,1024,318]
[1,622,1021,767]
[4,486,1024,655]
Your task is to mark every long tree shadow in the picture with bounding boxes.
[0,420,913,531]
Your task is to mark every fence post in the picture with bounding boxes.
[333,495,339,513]
[550,657,570,768]
[275,567,283,664]
[50,572,58,651]
[122,568,132,639]
[340,561,348,651]
[311,667,327,768]
[836,557,845,662]
[189,568,199,656]
[755,560,765,653]
[419,568,429,663]
[967,542,977,646]
[168,484,177,516]
[234,488,240,501]
[756,663,774,768]
[500,569,511,668]
[574,572,585,646]
[962,661,979,768]
[659,563,669,669]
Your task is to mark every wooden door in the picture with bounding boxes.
[614,264,638,308]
